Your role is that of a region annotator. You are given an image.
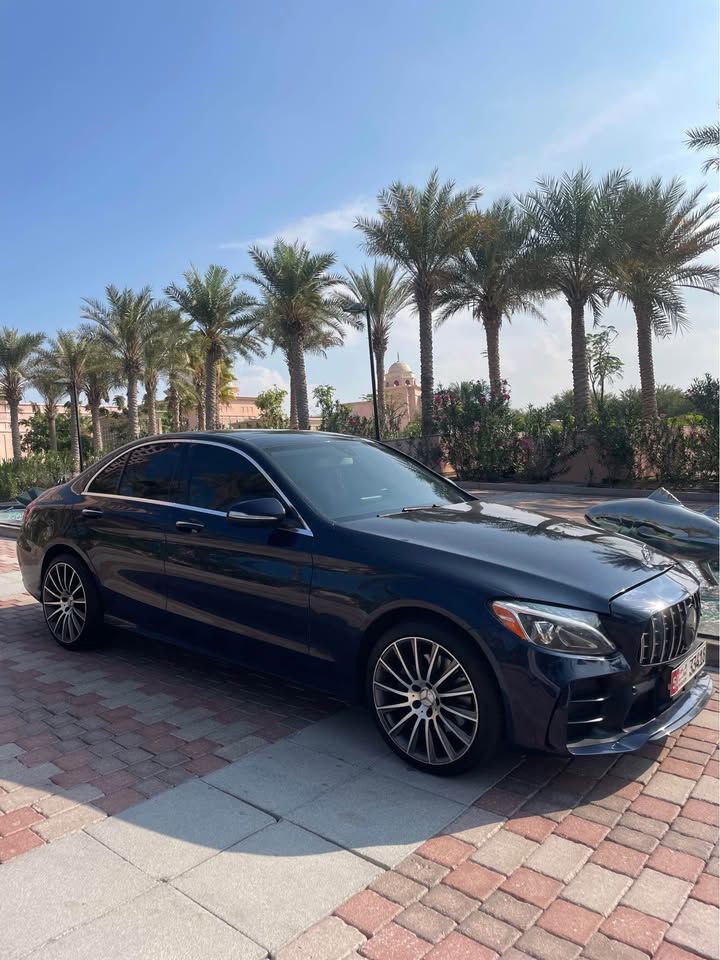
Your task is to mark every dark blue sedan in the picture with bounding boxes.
[16,431,711,775]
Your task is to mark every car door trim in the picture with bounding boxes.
[81,437,314,537]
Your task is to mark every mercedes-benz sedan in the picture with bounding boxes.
[17,431,711,775]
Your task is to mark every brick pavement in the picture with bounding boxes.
[1,531,718,959]
[0,538,339,861]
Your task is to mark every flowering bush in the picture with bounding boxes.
[433,380,518,480]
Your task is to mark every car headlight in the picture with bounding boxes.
[491,600,616,656]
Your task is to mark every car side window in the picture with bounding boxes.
[117,443,184,502]
[86,454,128,495]
[187,444,275,513]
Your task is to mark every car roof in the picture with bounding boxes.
[191,430,369,450]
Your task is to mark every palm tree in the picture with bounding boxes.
[246,241,347,430]
[0,327,45,461]
[82,285,155,440]
[140,304,186,436]
[686,122,720,173]
[607,178,719,418]
[29,363,65,452]
[41,331,90,472]
[437,199,546,394]
[186,334,207,429]
[521,168,627,427]
[356,170,480,439]
[254,301,347,428]
[165,265,261,430]
[342,262,410,410]
[163,315,193,431]
[83,338,118,453]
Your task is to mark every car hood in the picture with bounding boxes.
[343,499,675,608]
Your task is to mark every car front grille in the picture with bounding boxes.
[639,592,701,666]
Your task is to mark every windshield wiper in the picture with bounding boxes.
[401,503,440,513]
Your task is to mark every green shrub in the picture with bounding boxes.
[433,381,518,481]
[513,406,579,482]
[0,452,72,502]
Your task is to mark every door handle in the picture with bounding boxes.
[175,520,204,533]
[82,508,104,518]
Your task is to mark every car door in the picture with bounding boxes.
[164,440,313,671]
[75,441,184,632]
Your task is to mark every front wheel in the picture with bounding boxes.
[367,619,502,775]
[41,553,102,650]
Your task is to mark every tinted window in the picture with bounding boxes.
[87,454,127,495]
[187,444,274,512]
[117,443,183,502]
[266,439,468,521]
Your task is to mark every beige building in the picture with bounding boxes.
[347,358,421,431]
[186,395,262,430]
[0,400,44,460]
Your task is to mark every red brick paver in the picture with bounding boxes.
[0,538,339,861]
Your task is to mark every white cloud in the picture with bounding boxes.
[540,68,679,161]
[220,198,374,251]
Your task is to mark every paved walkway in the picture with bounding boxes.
[0,520,718,959]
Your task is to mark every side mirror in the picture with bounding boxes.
[227,497,286,525]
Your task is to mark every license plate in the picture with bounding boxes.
[669,643,706,697]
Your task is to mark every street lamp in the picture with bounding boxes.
[345,301,381,441]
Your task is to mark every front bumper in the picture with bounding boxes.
[566,672,713,754]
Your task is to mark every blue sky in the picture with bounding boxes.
[2,0,718,409]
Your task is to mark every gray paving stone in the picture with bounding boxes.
[25,885,265,960]
[621,866,692,922]
[692,775,720,803]
[0,832,154,960]
[275,917,365,960]
[371,752,520,805]
[288,708,392,766]
[666,898,720,960]
[524,834,591,882]
[86,779,273,879]
[173,821,380,952]
[203,740,359,816]
[0,743,22,761]
[472,829,538,874]
[287,771,465,867]
[562,863,631,915]
[644,771,694,805]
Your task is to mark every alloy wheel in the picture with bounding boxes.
[372,635,479,766]
[43,562,87,645]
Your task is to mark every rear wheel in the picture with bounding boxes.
[41,553,102,650]
[367,618,502,775]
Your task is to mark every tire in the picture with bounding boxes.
[41,552,102,650]
[366,618,503,776]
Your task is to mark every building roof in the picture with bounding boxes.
[387,359,413,376]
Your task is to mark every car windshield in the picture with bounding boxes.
[265,438,469,521]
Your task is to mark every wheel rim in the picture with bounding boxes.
[372,636,479,766]
[43,562,87,645]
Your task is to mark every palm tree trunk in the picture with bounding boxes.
[169,385,180,431]
[289,370,298,429]
[9,399,22,462]
[47,407,57,453]
[196,396,205,431]
[205,350,219,430]
[287,336,309,430]
[90,402,104,453]
[569,299,590,426]
[417,292,435,439]
[375,348,385,412]
[146,374,158,435]
[634,303,659,419]
[69,392,80,473]
[483,309,502,394]
[127,375,140,439]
